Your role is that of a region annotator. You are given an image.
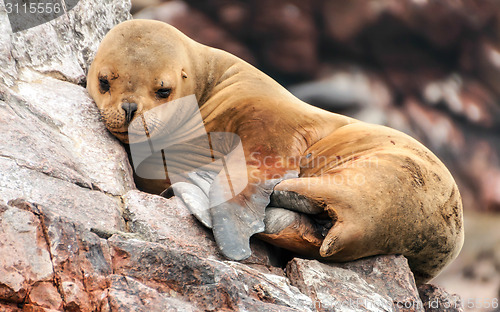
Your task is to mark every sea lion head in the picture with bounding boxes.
[87,20,197,143]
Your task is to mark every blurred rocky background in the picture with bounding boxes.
[131,0,500,310]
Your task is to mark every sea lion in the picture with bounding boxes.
[87,19,464,284]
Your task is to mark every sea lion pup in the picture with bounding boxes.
[87,19,464,284]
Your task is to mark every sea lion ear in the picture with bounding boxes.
[181,70,188,79]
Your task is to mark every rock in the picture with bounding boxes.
[0,10,17,86]
[0,155,125,230]
[0,302,23,312]
[1,169,439,312]
[174,0,318,79]
[321,0,385,43]
[287,256,424,312]
[0,144,462,309]
[477,39,500,98]
[134,1,255,65]
[403,98,466,154]
[418,284,464,312]
[15,78,135,196]
[0,0,131,310]
[8,0,131,83]
[289,67,392,124]
[8,199,112,311]
[122,190,216,252]
[0,0,134,229]
[28,282,64,311]
[467,142,500,212]
[109,237,315,311]
[250,0,318,77]
[0,204,53,304]
[422,75,500,128]
[321,0,497,49]
[104,275,201,312]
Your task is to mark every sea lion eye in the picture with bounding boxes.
[156,88,171,99]
[99,77,110,93]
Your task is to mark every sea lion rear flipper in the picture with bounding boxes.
[209,179,279,260]
[210,201,264,260]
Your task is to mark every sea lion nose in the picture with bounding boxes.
[122,102,138,123]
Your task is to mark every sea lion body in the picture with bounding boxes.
[87,20,464,284]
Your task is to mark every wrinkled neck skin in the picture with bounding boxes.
[190,44,355,171]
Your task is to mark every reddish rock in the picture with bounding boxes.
[422,75,500,128]
[0,204,53,304]
[250,0,318,77]
[108,237,315,311]
[62,281,93,312]
[418,284,464,312]
[22,306,62,312]
[134,1,255,65]
[404,98,466,153]
[7,199,112,311]
[321,0,386,42]
[0,196,465,311]
[0,303,22,312]
[27,282,63,310]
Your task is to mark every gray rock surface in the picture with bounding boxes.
[0,0,463,311]
[287,257,424,312]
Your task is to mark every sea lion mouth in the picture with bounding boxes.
[111,130,128,135]
[108,128,150,144]
[107,128,128,139]
[108,116,156,144]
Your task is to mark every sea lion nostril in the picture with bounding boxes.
[121,102,138,123]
